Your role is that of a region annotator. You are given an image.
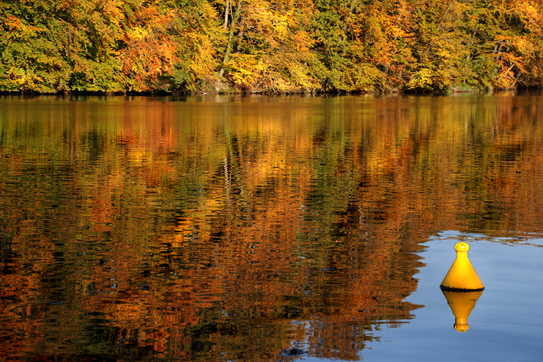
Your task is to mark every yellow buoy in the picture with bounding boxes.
[440,242,484,291]
[442,289,484,332]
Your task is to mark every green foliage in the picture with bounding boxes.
[1,0,543,93]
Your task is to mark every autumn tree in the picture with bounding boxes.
[214,0,324,93]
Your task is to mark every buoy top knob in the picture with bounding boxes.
[454,242,470,252]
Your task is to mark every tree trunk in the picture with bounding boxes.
[224,0,230,29]
[219,1,242,79]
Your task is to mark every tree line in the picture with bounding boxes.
[1,0,542,94]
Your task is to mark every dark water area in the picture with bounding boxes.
[0,93,542,361]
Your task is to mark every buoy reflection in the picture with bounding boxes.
[442,289,483,332]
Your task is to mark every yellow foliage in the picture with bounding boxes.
[406,68,434,90]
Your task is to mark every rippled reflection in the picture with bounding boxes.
[1,93,543,360]
[442,290,484,332]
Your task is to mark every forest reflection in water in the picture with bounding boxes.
[1,92,543,361]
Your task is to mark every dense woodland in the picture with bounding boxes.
[1,0,543,94]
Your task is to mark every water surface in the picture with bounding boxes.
[1,93,542,361]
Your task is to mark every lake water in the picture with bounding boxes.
[0,93,542,361]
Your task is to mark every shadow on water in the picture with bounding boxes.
[1,93,543,360]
